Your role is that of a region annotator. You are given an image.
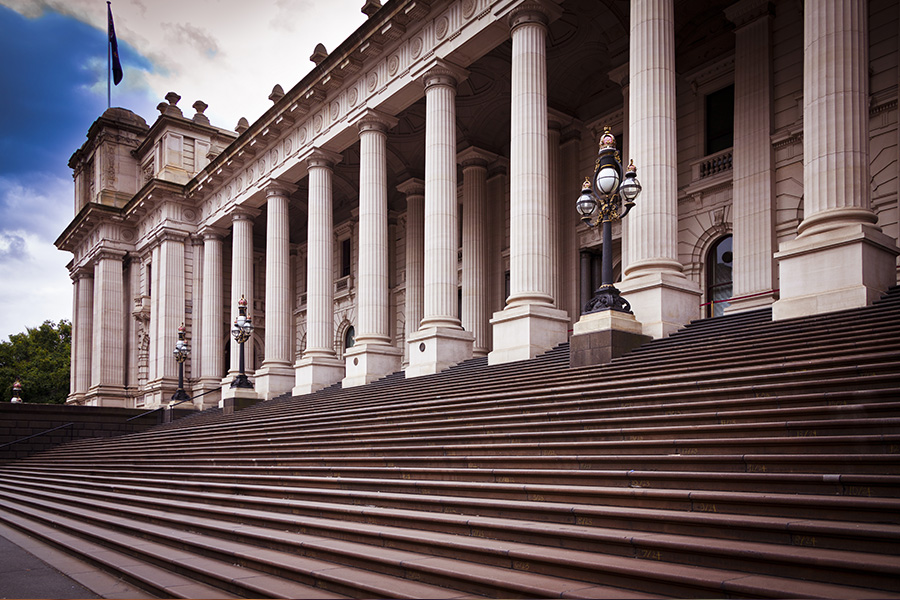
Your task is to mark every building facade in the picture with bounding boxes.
[57,0,900,409]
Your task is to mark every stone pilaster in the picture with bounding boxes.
[256,183,296,399]
[618,0,700,338]
[68,270,93,404]
[398,178,425,366]
[293,148,346,395]
[725,0,777,313]
[344,110,403,387]
[559,127,582,325]
[773,0,898,319]
[145,231,187,408]
[459,147,496,357]
[87,250,127,406]
[489,3,569,365]
[228,209,256,378]
[197,227,225,406]
[406,62,475,378]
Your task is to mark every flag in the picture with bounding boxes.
[108,2,123,85]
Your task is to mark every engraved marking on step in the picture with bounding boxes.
[747,464,768,472]
[827,400,848,406]
[792,535,817,547]
[576,516,594,526]
[471,529,486,538]
[627,435,644,441]
[637,549,662,561]
[529,493,545,502]
[402,472,411,480]
[795,430,818,437]
[513,561,531,571]
[681,447,699,455]
[719,419,736,425]
[695,503,718,513]
[890,445,900,454]
[630,480,651,488]
[754,391,772,398]
[497,476,512,483]
[845,486,872,497]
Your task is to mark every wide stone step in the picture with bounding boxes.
[1,480,899,596]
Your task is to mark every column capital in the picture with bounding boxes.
[263,179,298,198]
[397,177,426,198]
[419,59,469,91]
[155,228,190,244]
[198,225,228,240]
[351,108,399,134]
[547,108,574,131]
[724,0,773,29]
[302,147,343,170]
[457,146,498,169]
[507,0,562,31]
[607,62,629,89]
[70,266,94,281]
[230,207,260,223]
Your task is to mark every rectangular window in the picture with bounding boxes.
[341,238,352,277]
[705,84,734,155]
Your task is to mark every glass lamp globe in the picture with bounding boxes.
[595,164,620,196]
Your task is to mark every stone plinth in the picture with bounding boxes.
[569,310,651,367]
[220,386,261,415]
[254,365,295,401]
[343,343,403,387]
[293,355,345,396]
[406,327,474,378]
[617,271,701,339]
[487,304,569,366]
[773,221,898,320]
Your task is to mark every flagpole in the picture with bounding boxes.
[107,1,111,109]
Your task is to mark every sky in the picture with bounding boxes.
[0,0,367,342]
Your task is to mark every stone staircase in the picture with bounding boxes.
[1,290,899,598]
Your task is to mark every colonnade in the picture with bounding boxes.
[66,0,896,408]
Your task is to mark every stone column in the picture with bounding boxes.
[146,231,187,407]
[228,209,256,378]
[488,3,569,365]
[618,0,701,338]
[344,110,403,387]
[773,0,898,319]
[607,63,631,273]
[406,62,475,377]
[398,178,425,366]
[87,250,126,406]
[69,270,93,404]
[723,0,777,313]
[293,148,346,394]
[459,147,496,357]
[257,183,296,399]
[197,227,225,405]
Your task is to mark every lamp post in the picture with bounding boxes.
[576,127,642,314]
[230,295,254,389]
[172,324,190,402]
[10,379,22,403]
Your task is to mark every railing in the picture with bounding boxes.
[692,148,733,181]
[700,289,779,315]
[0,423,75,451]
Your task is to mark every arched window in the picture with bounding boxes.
[706,235,733,317]
[344,325,355,351]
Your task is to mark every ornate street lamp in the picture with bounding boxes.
[172,324,190,402]
[230,295,254,389]
[576,127,642,313]
[10,379,22,403]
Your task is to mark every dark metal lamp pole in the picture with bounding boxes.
[575,127,642,314]
[171,324,190,402]
[230,295,254,389]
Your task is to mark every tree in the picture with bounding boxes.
[0,320,71,404]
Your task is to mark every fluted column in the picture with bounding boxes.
[344,111,403,387]
[198,228,225,402]
[723,0,777,313]
[294,148,346,394]
[459,147,495,357]
[398,178,425,364]
[405,62,474,378]
[773,0,897,319]
[229,210,255,376]
[617,0,700,339]
[69,270,93,404]
[607,63,631,273]
[257,183,296,399]
[88,251,126,406]
[488,3,569,365]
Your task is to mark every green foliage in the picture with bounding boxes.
[0,320,72,404]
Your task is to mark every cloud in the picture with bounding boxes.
[0,233,28,261]
[163,22,221,58]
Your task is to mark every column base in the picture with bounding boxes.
[254,362,295,400]
[83,385,129,408]
[193,379,224,410]
[772,222,899,321]
[405,327,475,378]
[618,271,702,339]
[293,354,345,396]
[219,386,261,415]
[343,343,403,388]
[724,290,777,315]
[569,310,651,367]
[487,303,569,366]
